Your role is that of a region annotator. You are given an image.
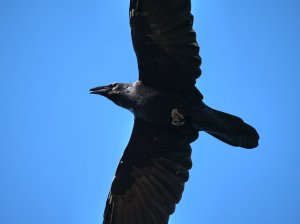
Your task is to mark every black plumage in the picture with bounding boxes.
[90,0,259,223]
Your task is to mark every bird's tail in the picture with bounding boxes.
[194,104,259,149]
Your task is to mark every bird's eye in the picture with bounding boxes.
[111,83,118,90]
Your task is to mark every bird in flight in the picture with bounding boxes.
[90,0,259,223]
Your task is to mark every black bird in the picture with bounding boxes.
[90,0,259,223]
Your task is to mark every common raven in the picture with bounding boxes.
[90,0,259,223]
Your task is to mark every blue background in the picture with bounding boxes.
[1,0,300,223]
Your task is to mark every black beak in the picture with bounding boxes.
[89,85,112,96]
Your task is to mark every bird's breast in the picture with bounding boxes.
[133,92,194,129]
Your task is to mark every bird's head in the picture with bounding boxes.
[90,83,135,111]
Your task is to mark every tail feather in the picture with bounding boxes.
[197,106,259,149]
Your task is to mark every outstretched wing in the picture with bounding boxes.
[130,0,203,100]
[103,119,197,224]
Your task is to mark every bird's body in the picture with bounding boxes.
[90,0,259,223]
[127,81,198,128]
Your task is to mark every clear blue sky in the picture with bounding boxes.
[1,0,300,224]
